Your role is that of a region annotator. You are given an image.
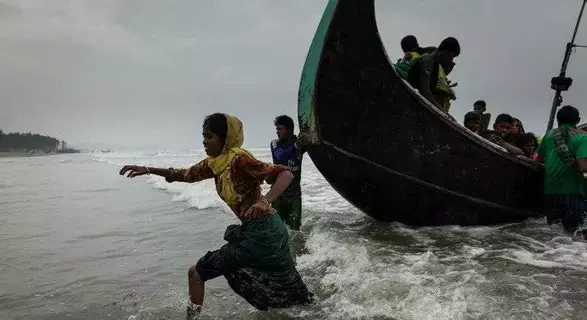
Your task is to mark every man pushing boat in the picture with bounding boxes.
[269,115,307,231]
[537,106,587,238]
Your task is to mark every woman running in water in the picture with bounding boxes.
[119,113,313,317]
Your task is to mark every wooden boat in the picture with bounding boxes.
[297,0,545,226]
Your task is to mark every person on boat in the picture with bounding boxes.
[513,132,539,160]
[400,35,436,59]
[434,61,457,113]
[463,111,481,133]
[406,37,461,112]
[473,100,487,115]
[394,35,436,79]
[473,100,492,132]
[511,118,526,134]
[118,113,313,316]
[269,115,306,231]
[480,113,524,155]
[537,105,587,236]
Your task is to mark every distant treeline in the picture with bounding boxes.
[0,129,79,153]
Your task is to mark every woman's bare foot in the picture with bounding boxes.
[186,301,201,319]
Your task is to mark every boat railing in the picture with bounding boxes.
[399,77,542,167]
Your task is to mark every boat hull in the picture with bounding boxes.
[307,142,542,225]
[298,0,545,226]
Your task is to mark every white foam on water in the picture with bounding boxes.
[90,150,587,319]
[499,235,587,272]
[294,221,496,319]
[146,175,229,212]
[96,150,357,214]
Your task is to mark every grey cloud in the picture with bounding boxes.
[1,0,586,149]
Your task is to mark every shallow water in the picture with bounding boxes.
[1,151,586,319]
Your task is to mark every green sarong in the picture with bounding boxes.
[219,214,313,310]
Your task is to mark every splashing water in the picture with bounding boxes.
[1,150,586,319]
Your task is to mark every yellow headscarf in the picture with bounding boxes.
[207,114,255,206]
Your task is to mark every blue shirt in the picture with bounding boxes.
[270,137,303,198]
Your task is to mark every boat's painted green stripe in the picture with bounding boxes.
[297,0,339,136]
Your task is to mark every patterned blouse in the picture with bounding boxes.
[165,155,289,221]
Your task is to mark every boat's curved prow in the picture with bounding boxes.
[298,0,389,147]
[298,0,544,226]
[298,0,340,142]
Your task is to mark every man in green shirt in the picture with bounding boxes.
[537,105,587,236]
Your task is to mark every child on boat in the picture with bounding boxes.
[394,35,436,79]
[473,100,492,132]
[480,113,524,155]
[511,118,526,134]
[473,100,487,115]
[463,111,481,133]
[512,132,539,160]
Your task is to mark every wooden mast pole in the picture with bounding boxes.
[546,0,587,131]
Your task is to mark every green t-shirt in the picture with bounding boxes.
[537,125,587,194]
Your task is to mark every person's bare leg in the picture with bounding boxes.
[187,266,204,315]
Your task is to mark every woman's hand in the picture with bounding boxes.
[264,171,293,202]
[119,165,149,178]
[243,197,273,220]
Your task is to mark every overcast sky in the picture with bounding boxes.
[1,0,586,149]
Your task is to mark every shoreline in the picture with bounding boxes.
[0,151,55,158]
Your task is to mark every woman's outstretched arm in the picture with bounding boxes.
[119,159,214,183]
[119,165,171,178]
